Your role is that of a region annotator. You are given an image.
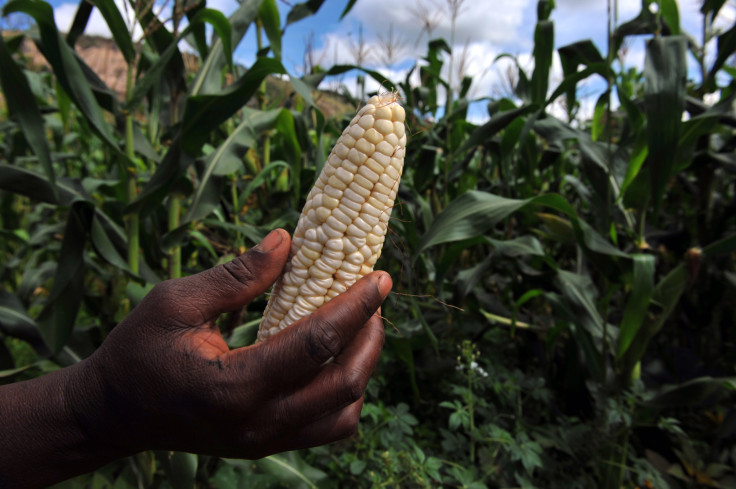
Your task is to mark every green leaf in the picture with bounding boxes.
[131,58,286,216]
[0,305,38,331]
[531,19,554,105]
[591,91,607,141]
[620,234,736,377]
[618,132,648,200]
[306,64,399,93]
[0,163,76,204]
[190,0,264,96]
[556,270,604,340]
[538,213,575,245]
[90,214,135,275]
[644,377,736,408]
[236,160,290,209]
[418,191,625,258]
[184,1,209,61]
[701,0,728,17]
[548,62,608,117]
[617,254,655,359]
[192,8,233,70]
[340,0,357,19]
[258,0,281,61]
[244,452,327,488]
[65,0,93,47]
[3,0,120,153]
[349,460,366,476]
[458,105,535,154]
[644,36,687,209]
[91,0,135,63]
[127,10,231,110]
[704,22,736,91]
[37,200,94,354]
[180,57,287,154]
[289,75,316,108]
[557,40,605,116]
[417,191,528,253]
[0,35,56,200]
[169,452,197,489]
[285,0,324,26]
[660,0,680,35]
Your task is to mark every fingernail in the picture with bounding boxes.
[255,229,283,252]
[377,272,392,298]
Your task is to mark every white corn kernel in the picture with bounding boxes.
[375,119,394,136]
[364,128,383,145]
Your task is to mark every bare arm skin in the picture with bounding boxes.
[0,229,391,489]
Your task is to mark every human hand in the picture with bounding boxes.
[78,228,391,459]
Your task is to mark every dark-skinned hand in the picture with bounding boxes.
[0,228,391,489]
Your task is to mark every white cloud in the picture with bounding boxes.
[347,0,533,50]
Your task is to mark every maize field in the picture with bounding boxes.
[1,0,735,487]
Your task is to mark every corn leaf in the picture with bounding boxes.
[644,377,736,408]
[340,0,357,19]
[617,254,655,359]
[184,1,209,60]
[130,58,285,216]
[0,35,56,200]
[127,9,232,110]
[701,0,728,16]
[36,201,93,354]
[90,216,135,275]
[181,57,286,154]
[191,0,264,96]
[620,233,736,377]
[458,105,535,154]
[166,452,198,489]
[89,0,135,63]
[704,22,736,92]
[418,191,626,258]
[285,0,324,26]
[644,36,687,209]
[531,19,553,105]
[557,40,605,116]
[3,0,120,153]
[258,0,281,61]
[65,0,92,46]
[0,164,75,205]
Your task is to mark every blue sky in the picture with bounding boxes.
[26,0,736,121]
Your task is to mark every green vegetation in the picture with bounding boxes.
[1,0,735,487]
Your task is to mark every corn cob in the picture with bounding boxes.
[257,93,406,341]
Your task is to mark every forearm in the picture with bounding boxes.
[0,361,127,489]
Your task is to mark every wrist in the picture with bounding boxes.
[74,350,147,456]
[0,360,132,489]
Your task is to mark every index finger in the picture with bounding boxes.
[228,271,391,386]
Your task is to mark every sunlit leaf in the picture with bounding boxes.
[191,0,264,96]
[258,0,281,60]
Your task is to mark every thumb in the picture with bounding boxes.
[148,229,291,326]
